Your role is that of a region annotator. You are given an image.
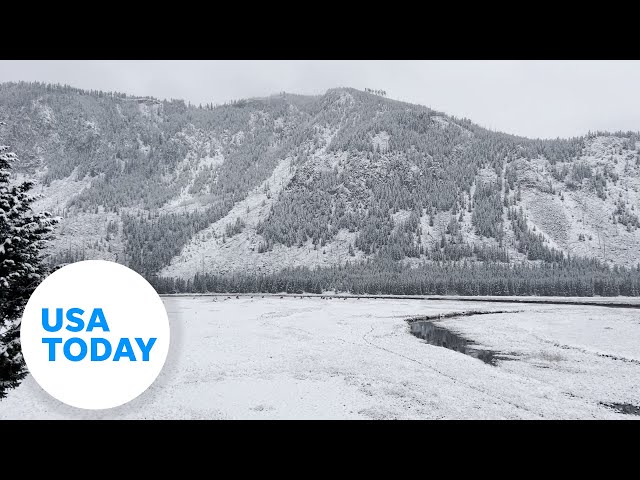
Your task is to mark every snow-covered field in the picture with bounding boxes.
[1,297,639,419]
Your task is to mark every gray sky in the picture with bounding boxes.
[1,60,639,139]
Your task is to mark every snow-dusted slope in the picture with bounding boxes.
[517,136,640,265]
[161,157,297,276]
[161,126,367,276]
[5,82,640,278]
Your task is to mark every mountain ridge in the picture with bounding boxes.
[1,81,639,282]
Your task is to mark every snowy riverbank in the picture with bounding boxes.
[1,297,639,419]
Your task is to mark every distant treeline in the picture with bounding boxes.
[149,258,640,297]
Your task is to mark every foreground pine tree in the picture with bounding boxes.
[0,138,58,399]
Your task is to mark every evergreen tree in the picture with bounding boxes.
[0,140,58,398]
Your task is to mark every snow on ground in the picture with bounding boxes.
[521,189,570,251]
[336,91,355,106]
[46,211,124,262]
[31,170,91,215]
[1,297,638,419]
[431,116,450,128]
[26,172,125,262]
[160,126,225,213]
[137,99,163,121]
[476,166,499,183]
[136,134,151,155]
[371,131,390,153]
[33,100,55,124]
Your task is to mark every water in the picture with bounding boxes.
[600,402,640,416]
[408,319,513,366]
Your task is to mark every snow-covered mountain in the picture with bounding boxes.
[2,81,639,280]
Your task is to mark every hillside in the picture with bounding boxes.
[2,81,640,284]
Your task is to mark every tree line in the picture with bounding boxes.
[151,256,640,297]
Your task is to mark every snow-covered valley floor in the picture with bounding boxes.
[1,297,639,419]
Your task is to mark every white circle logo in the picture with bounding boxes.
[20,260,170,410]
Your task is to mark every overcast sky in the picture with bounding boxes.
[1,60,638,139]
